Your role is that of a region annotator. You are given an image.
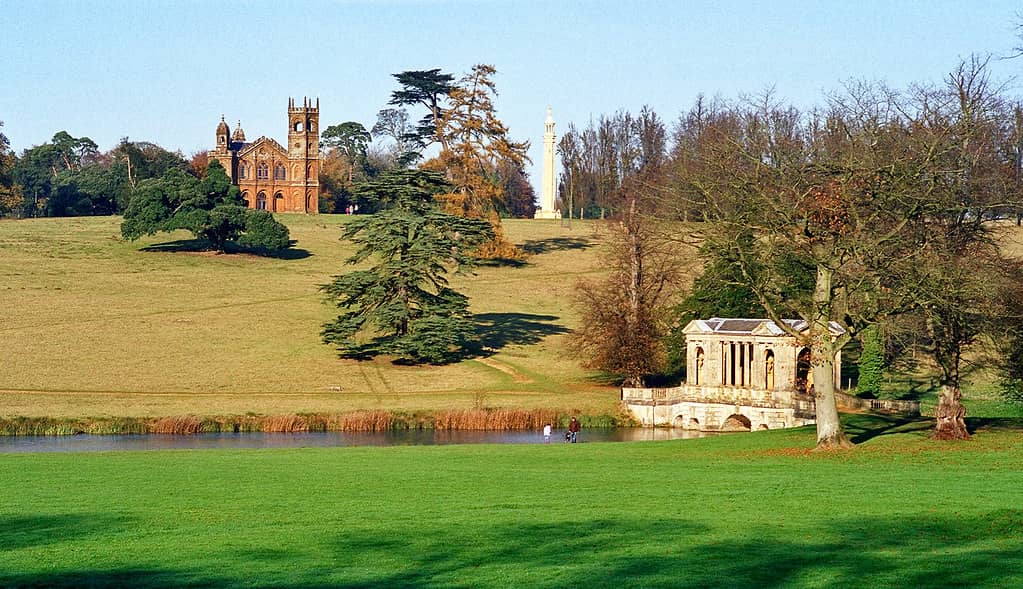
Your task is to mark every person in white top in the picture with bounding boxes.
[542,423,552,443]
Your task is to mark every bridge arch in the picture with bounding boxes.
[722,413,752,432]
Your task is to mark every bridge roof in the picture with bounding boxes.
[682,317,845,337]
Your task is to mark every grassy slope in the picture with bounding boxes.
[3,216,1022,420]
[0,415,1021,588]
[0,215,619,417]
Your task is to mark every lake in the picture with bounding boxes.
[0,427,712,453]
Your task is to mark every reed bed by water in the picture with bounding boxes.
[432,409,561,430]
[0,409,629,436]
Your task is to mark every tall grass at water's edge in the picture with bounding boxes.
[0,409,626,436]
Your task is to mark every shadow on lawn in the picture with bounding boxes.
[141,239,311,260]
[471,312,571,355]
[4,512,1022,587]
[0,514,126,553]
[520,236,593,255]
[475,236,595,268]
[841,413,1023,443]
[841,413,934,444]
[319,512,1023,588]
[332,312,570,364]
[966,416,1023,433]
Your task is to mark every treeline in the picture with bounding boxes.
[557,107,667,217]
[569,57,1023,447]
[0,129,202,218]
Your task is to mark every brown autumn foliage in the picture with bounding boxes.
[570,175,688,386]
[188,151,209,179]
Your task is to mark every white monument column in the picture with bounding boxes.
[534,106,562,219]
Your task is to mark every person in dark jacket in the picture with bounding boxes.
[568,416,580,443]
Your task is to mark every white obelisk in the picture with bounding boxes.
[534,106,562,219]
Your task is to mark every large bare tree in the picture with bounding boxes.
[571,171,688,386]
[667,59,1023,448]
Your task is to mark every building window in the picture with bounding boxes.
[274,164,286,180]
[256,192,267,210]
[239,163,247,179]
[257,163,269,179]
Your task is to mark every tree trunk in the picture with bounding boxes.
[812,337,853,449]
[624,197,644,387]
[934,383,970,440]
[810,265,852,450]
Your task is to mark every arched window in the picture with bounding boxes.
[256,192,267,210]
[294,121,303,132]
[273,192,284,212]
[274,164,286,180]
[796,347,812,394]
[241,191,250,207]
[694,347,705,385]
[765,350,775,391]
[257,163,269,179]
[239,162,248,179]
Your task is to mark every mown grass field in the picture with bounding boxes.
[0,414,1021,588]
[0,215,625,418]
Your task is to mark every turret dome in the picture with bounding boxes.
[216,115,229,136]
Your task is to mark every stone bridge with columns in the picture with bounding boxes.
[622,318,919,432]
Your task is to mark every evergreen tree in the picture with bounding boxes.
[321,169,493,364]
[856,325,884,397]
[121,160,289,253]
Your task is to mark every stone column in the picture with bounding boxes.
[534,107,562,219]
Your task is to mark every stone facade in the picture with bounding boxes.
[211,97,320,214]
[622,317,844,431]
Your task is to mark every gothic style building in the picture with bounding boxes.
[211,97,320,214]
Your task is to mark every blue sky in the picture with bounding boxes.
[2,0,1021,191]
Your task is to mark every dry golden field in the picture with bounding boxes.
[4,216,1021,420]
[0,215,625,418]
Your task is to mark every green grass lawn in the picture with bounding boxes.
[1,415,1021,588]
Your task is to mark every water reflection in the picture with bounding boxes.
[0,428,713,453]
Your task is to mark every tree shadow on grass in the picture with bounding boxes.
[141,239,311,260]
[841,413,934,444]
[329,313,570,365]
[965,416,1023,434]
[474,236,595,268]
[0,514,128,553]
[474,256,528,268]
[520,236,593,255]
[313,512,1023,588]
[471,312,571,355]
[6,512,1022,587]
[0,568,218,589]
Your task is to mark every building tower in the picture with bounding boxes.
[232,121,246,143]
[288,97,320,213]
[534,106,561,219]
[214,115,230,156]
